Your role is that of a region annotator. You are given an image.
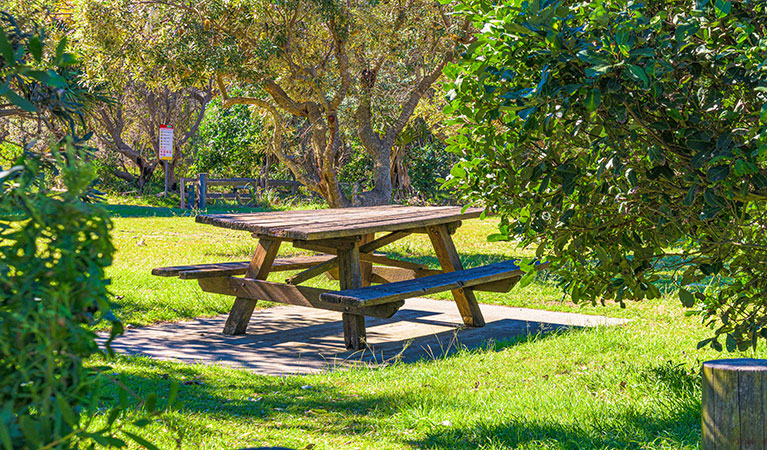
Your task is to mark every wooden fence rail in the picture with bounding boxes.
[179,173,303,209]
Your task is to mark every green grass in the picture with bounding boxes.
[93,200,767,449]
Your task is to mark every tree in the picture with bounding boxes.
[91,80,212,189]
[71,0,470,206]
[445,0,767,349]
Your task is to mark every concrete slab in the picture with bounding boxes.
[103,298,628,376]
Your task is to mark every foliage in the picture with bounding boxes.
[0,10,106,151]
[407,141,457,204]
[0,11,169,448]
[188,95,268,179]
[445,0,767,349]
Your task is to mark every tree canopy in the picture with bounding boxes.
[72,0,468,206]
[446,0,767,349]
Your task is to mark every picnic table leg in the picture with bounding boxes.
[360,234,374,287]
[427,223,486,327]
[338,240,366,350]
[222,238,281,335]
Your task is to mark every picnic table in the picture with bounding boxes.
[153,205,530,350]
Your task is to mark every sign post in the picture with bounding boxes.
[159,125,174,198]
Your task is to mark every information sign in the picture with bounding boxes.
[159,125,174,161]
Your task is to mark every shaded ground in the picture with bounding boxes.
[102,297,628,375]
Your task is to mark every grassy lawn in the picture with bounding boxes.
[94,200,767,449]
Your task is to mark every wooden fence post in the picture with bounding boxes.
[702,358,767,449]
[179,178,186,209]
[198,173,207,209]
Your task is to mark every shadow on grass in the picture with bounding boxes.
[410,405,700,449]
[102,328,569,422]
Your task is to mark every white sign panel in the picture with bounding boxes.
[159,125,174,161]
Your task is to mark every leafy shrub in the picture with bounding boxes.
[0,140,118,447]
[407,142,457,204]
[188,95,268,178]
[446,0,767,349]
[0,11,168,448]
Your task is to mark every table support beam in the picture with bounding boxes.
[338,240,366,350]
[222,238,281,335]
[427,223,485,327]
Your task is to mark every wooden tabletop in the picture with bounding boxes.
[196,205,485,240]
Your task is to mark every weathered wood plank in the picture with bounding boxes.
[472,277,522,293]
[197,277,403,319]
[151,254,335,279]
[287,208,483,241]
[195,206,484,240]
[358,231,410,253]
[197,205,410,233]
[360,234,374,287]
[319,259,527,307]
[286,256,338,285]
[368,266,443,284]
[292,241,427,270]
[223,238,280,335]
[428,223,485,327]
[327,265,520,291]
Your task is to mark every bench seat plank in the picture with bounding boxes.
[319,260,529,307]
[152,255,335,279]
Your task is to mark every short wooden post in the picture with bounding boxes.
[179,178,186,209]
[189,181,196,209]
[198,173,207,209]
[702,358,767,449]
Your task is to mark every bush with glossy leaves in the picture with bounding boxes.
[445,0,767,350]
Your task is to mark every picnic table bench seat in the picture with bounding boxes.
[151,254,336,279]
[319,259,528,308]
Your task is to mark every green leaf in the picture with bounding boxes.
[3,90,36,112]
[707,165,729,183]
[123,431,160,450]
[0,27,14,64]
[697,338,713,350]
[487,233,507,242]
[19,416,40,449]
[55,36,68,63]
[450,165,467,179]
[725,334,737,352]
[679,288,695,307]
[715,0,732,17]
[0,421,12,450]
[90,433,127,448]
[684,185,697,205]
[28,35,43,61]
[57,395,78,426]
[144,393,158,412]
[626,64,649,86]
[107,408,120,426]
[584,88,601,112]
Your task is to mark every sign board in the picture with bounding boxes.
[159,125,174,161]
